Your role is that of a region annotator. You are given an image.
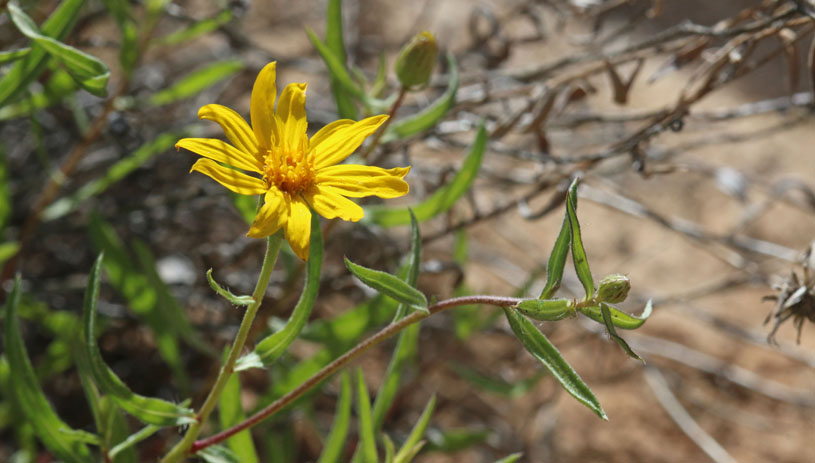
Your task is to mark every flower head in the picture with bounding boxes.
[177,62,410,260]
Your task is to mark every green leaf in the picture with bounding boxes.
[198,445,241,463]
[452,365,545,398]
[503,307,607,419]
[0,242,19,267]
[515,298,573,321]
[44,131,186,221]
[324,0,357,119]
[371,211,422,431]
[306,27,364,99]
[356,369,378,463]
[156,10,233,46]
[236,214,323,370]
[82,254,196,426]
[394,395,435,463]
[88,213,212,387]
[424,427,489,452]
[100,397,139,463]
[579,300,652,330]
[344,258,428,312]
[0,68,77,120]
[0,48,31,64]
[494,453,524,463]
[540,179,578,299]
[318,372,352,463]
[4,276,93,463]
[8,2,110,97]
[99,0,138,73]
[149,59,244,106]
[219,350,258,463]
[385,52,459,141]
[600,303,643,362]
[0,148,10,230]
[0,0,84,107]
[207,269,255,306]
[365,122,486,227]
[107,423,159,461]
[565,182,593,299]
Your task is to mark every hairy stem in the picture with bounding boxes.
[162,233,283,463]
[190,295,523,454]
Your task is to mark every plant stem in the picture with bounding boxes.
[361,86,407,160]
[162,233,283,463]
[190,295,522,454]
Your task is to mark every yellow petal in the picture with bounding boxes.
[311,115,388,169]
[284,197,312,260]
[189,158,267,195]
[309,119,354,149]
[306,184,364,222]
[176,138,263,173]
[276,82,308,153]
[248,188,288,238]
[197,104,259,156]
[315,165,410,198]
[250,62,279,150]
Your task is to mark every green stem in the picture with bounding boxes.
[190,295,523,454]
[361,86,407,160]
[162,232,283,463]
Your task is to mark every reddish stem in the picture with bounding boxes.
[189,295,522,454]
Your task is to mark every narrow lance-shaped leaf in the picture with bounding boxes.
[394,395,436,463]
[345,257,428,312]
[149,60,244,106]
[236,213,323,370]
[82,254,196,426]
[371,210,422,431]
[365,121,486,227]
[0,0,84,107]
[306,27,364,99]
[44,131,186,221]
[99,0,138,74]
[503,307,607,419]
[107,423,160,461]
[515,298,573,321]
[356,369,378,463]
[540,179,578,299]
[207,269,255,306]
[8,2,110,97]
[600,303,644,362]
[318,372,353,463]
[579,300,652,330]
[0,48,31,64]
[219,349,258,463]
[386,52,459,141]
[4,276,94,463]
[324,0,357,119]
[156,10,233,46]
[494,453,524,463]
[565,183,594,299]
[198,445,242,463]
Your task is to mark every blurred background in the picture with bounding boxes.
[1,0,814,462]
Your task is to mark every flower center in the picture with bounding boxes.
[263,146,314,194]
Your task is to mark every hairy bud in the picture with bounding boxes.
[596,274,630,303]
[395,31,438,89]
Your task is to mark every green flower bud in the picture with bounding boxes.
[596,274,631,303]
[395,31,438,89]
[515,298,574,321]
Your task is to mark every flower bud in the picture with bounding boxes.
[596,274,631,303]
[395,31,438,89]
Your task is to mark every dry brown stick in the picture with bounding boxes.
[643,367,739,463]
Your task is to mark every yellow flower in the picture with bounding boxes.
[176,62,410,260]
